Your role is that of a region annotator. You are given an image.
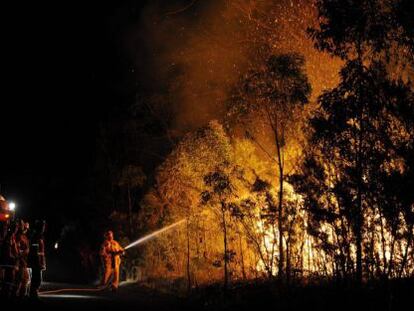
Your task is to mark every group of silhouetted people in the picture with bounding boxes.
[0,219,46,300]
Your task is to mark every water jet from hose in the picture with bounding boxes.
[124,219,186,250]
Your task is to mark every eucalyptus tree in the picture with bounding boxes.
[228,53,311,279]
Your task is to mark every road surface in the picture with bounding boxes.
[7,281,186,310]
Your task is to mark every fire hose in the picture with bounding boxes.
[40,250,133,295]
[40,285,108,295]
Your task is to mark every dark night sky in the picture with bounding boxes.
[1,0,194,243]
[2,1,136,221]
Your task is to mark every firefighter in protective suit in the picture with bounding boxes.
[15,220,30,297]
[100,230,124,291]
[0,221,18,299]
[28,220,46,299]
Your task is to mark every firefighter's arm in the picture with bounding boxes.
[100,241,109,257]
[39,239,47,270]
[113,241,125,255]
[7,238,18,259]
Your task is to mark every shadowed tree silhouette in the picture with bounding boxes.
[291,60,414,283]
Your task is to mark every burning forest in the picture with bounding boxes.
[109,0,414,289]
[1,0,414,309]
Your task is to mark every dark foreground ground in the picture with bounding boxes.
[4,282,184,311]
[3,278,413,311]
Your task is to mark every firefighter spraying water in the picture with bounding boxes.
[100,230,124,291]
[0,215,187,299]
[98,220,185,292]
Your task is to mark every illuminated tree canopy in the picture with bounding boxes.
[101,0,414,289]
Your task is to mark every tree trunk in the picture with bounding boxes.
[356,166,363,284]
[278,175,284,278]
[286,241,291,284]
[275,136,285,280]
[355,209,363,284]
[398,224,413,278]
[379,210,388,275]
[286,212,297,284]
[387,230,397,278]
[355,98,364,285]
[270,223,277,278]
[239,235,246,280]
[186,218,191,293]
[221,202,228,289]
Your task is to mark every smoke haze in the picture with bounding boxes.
[125,0,342,132]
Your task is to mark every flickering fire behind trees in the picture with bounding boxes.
[102,0,414,289]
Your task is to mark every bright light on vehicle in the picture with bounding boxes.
[54,242,59,249]
[9,202,16,211]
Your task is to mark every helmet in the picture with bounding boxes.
[104,230,114,240]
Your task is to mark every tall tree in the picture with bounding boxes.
[304,0,414,283]
[309,0,414,72]
[292,60,414,282]
[228,53,311,279]
[201,169,236,289]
